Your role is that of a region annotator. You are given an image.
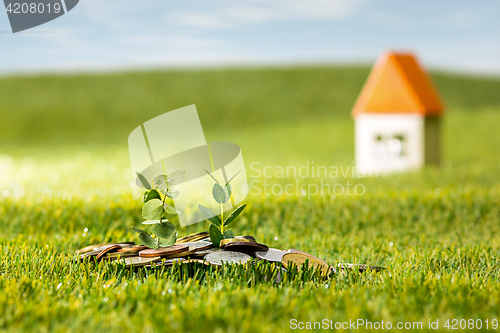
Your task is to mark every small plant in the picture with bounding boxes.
[198,170,247,246]
[131,170,185,249]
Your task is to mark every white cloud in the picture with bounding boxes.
[442,10,479,28]
[169,12,233,29]
[168,0,362,29]
[124,35,224,49]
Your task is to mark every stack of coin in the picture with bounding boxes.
[76,242,135,255]
[74,233,386,274]
[117,245,148,254]
[178,240,213,251]
[219,238,269,253]
[176,232,209,244]
[78,243,137,262]
[139,244,190,258]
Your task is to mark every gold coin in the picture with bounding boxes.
[176,232,209,244]
[117,245,148,254]
[93,243,135,253]
[79,249,101,261]
[139,244,189,258]
[219,238,254,247]
[281,253,331,275]
[288,249,329,266]
[234,235,257,242]
[222,242,269,253]
[96,245,121,261]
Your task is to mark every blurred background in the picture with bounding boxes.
[1,3,500,331]
[0,0,499,248]
[1,0,500,74]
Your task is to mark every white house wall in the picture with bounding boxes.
[355,114,424,174]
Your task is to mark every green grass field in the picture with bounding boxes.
[0,66,500,332]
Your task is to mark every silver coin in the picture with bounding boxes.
[179,240,213,251]
[191,248,218,258]
[255,248,288,262]
[120,256,162,268]
[204,250,252,266]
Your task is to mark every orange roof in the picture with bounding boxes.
[352,52,445,117]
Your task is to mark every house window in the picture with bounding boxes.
[373,135,387,159]
[388,134,406,157]
[373,134,406,159]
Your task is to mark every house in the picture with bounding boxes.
[352,52,445,174]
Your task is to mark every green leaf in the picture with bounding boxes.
[142,220,161,225]
[159,232,177,247]
[226,170,241,184]
[223,229,234,239]
[142,199,164,220]
[154,175,174,191]
[131,226,147,234]
[168,170,186,185]
[157,188,168,196]
[165,190,180,200]
[209,224,223,247]
[224,204,247,227]
[151,221,176,240]
[136,172,151,190]
[138,232,158,249]
[212,183,227,204]
[197,204,222,227]
[162,203,177,215]
[158,188,180,200]
[143,189,161,203]
[205,170,220,184]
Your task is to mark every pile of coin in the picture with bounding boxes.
[75,232,385,273]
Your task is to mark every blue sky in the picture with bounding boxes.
[1,0,499,75]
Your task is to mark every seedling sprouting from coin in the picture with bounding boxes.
[131,170,186,249]
[197,170,247,247]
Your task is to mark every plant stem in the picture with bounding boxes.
[220,204,224,234]
[160,190,168,224]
